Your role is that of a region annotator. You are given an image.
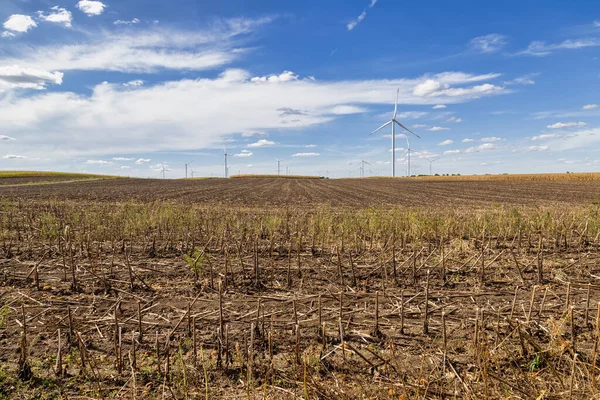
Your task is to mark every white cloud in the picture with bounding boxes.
[242,131,267,137]
[547,122,588,129]
[413,73,505,98]
[412,124,428,129]
[504,74,537,85]
[519,38,600,56]
[376,160,390,165]
[123,80,144,87]
[233,150,253,157]
[1,32,16,38]
[432,104,446,109]
[469,34,508,54]
[443,150,461,155]
[462,138,474,143]
[3,14,37,33]
[114,18,140,26]
[135,158,151,164]
[465,143,497,153]
[76,0,106,16]
[120,166,131,169]
[527,145,549,152]
[251,71,299,83]
[86,159,112,165]
[531,133,561,141]
[37,7,72,28]
[0,135,15,141]
[149,163,167,172]
[3,18,273,73]
[292,152,320,157]
[329,105,367,115]
[305,144,317,148]
[0,69,512,159]
[429,126,450,131]
[3,154,26,159]
[595,20,600,27]
[480,136,502,142]
[438,140,453,146]
[112,157,135,161]
[248,139,275,148]
[583,104,599,110]
[347,11,367,31]
[396,111,427,119]
[0,65,63,91]
[446,116,462,123]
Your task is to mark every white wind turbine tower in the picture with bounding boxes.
[369,88,420,177]
[223,148,228,178]
[160,163,170,179]
[275,158,283,176]
[360,159,371,178]
[184,160,193,179]
[424,156,440,176]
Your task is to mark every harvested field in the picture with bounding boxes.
[1,175,600,399]
[0,176,599,207]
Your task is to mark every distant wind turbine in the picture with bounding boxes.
[184,160,193,179]
[160,163,170,179]
[190,169,196,178]
[369,88,420,177]
[275,158,283,176]
[223,148,228,178]
[424,156,440,176]
[360,159,371,178]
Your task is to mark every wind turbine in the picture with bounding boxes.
[275,158,283,176]
[369,88,420,177]
[190,169,196,178]
[184,160,193,179]
[360,159,371,178]
[223,148,228,178]
[424,156,440,176]
[160,163,170,179]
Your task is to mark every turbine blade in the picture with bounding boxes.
[393,88,399,119]
[364,161,372,166]
[394,120,420,138]
[369,120,392,135]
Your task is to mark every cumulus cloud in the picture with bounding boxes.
[123,80,144,87]
[37,7,72,28]
[438,140,453,146]
[547,122,588,129]
[531,133,561,141]
[469,34,508,53]
[519,38,600,56]
[412,73,505,98]
[114,18,140,26]
[86,159,112,165]
[432,104,446,109]
[527,145,549,152]
[481,137,502,142]
[443,150,460,155]
[3,154,26,159]
[3,14,37,34]
[0,69,511,159]
[465,143,497,153]
[429,126,450,131]
[0,65,63,91]
[329,105,367,115]
[446,116,462,123]
[135,158,151,164]
[248,139,275,148]
[112,157,135,161]
[76,0,106,16]
[292,152,320,157]
[251,71,299,83]
[462,138,474,143]
[583,104,599,110]
[233,150,253,157]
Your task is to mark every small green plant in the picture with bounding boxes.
[529,352,543,372]
[183,249,205,281]
[0,306,9,329]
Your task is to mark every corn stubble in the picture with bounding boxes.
[0,196,600,398]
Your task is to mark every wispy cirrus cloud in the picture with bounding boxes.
[518,38,600,56]
[547,122,588,129]
[468,34,508,53]
[347,0,378,31]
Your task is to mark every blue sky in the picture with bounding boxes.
[1,0,600,177]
